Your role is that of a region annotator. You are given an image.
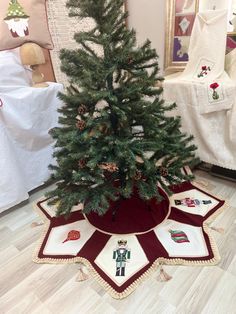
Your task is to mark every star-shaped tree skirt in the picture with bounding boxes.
[33,181,226,299]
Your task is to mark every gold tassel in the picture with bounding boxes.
[76,264,89,282]
[31,221,44,228]
[209,226,225,234]
[157,265,172,282]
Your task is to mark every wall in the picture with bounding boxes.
[43,0,166,83]
[127,0,166,74]
[47,0,97,86]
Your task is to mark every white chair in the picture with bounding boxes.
[0,48,63,213]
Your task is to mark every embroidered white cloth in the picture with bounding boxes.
[0,49,63,213]
[178,10,235,114]
[164,10,236,169]
[163,72,236,170]
[181,10,228,82]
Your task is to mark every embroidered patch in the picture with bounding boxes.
[62,230,81,243]
[198,65,211,78]
[4,0,30,38]
[193,58,215,80]
[174,198,212,207]
[209,82,220,100]
[113,240,131,277]
[207,83,224,103]
[169,230,190,243]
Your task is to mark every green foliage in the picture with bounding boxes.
[47,0,199,216]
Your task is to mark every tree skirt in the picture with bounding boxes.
[33,181,226,299]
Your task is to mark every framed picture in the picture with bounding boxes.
[227,34,236,53]
[165,0,236,74]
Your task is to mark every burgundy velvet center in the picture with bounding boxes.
[86,188,169,234]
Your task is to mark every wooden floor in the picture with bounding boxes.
[0,170,236,314]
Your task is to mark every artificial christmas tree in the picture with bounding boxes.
[47,0,198,216]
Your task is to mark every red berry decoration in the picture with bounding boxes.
[62,230,81,243]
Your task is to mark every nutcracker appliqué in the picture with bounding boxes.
[113,240,131,277]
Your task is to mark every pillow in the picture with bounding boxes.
[225,48,236,82]
[0,48,32,86]
[0,0,53,51]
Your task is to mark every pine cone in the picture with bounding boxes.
[78,159,86,169]
[160,167,168,177]
[99,162,118,173]
[128,57,133,64]
[78,104,87,115]
[134,170,142,181]
[76,120,86,131]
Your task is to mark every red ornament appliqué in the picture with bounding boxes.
[63,230,81,243]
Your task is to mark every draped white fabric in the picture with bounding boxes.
[0,49,63,213]
[164,72,236,170]
[181,10,228,82]
[178,10,235,114]
[164,10,236,170]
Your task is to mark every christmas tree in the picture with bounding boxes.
[48,0,198,216]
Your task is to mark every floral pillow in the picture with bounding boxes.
[0,0,53,51]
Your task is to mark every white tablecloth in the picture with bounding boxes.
[164,73,236,170]
[0,49,63,213]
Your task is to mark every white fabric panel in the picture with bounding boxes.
[0,49,63,213]
[43,220,96,256]
[164,10,236,169]
[95,235,149,287]
[199,0,230,13]
[40,199,83,218]
[181,10,228,82]
[154,220,209,258]
[178,10,235,114]
[169,189,219,216]
[164,73,236,170]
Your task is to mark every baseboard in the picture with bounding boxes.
[210,165,236,182]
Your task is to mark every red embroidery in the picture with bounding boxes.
[210,82,219,89]
[169,230,190,243]
[62,230,81,243]
[198,65,211,78]
[210,82,219,100]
